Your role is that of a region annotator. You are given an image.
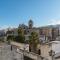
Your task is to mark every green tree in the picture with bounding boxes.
[29,32,39,53]
[7,35,14,41]
[18,27,24,36]
[15,27,25,43]
[6,30,14,41]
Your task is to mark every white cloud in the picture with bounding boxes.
[0,25,8,30]
[48,19,60,25]
[0,25,17,30]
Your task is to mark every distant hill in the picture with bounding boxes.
[39,24,60,29]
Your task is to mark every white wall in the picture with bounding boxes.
[52,41,60,54]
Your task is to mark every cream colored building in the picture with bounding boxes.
[37,41,60,60]
[37,44,51,60]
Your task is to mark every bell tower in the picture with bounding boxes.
[28,19,33,29]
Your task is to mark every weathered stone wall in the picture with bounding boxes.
[0,45,23,60]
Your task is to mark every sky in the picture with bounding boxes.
[0,0,60,29]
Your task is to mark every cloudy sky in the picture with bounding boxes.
[0,0,60,29]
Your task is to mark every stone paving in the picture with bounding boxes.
[0,44,23,60]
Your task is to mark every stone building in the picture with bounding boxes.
[6,19,60,43]
[39,26,59,43]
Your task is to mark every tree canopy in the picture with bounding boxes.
[29,31,39,53]
[14,27,25,43]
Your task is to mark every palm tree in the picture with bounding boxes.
[29,31,39,53]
